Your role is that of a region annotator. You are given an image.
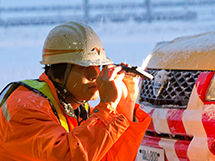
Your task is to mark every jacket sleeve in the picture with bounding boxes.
[101,104,151,161]
[5,90,130,161]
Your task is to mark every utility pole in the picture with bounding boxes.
[84,0,89,23]
[145,0,151,22]
[0,0,1,21]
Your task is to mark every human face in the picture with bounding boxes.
[66,64,100,102]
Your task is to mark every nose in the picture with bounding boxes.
[86,66,100,81]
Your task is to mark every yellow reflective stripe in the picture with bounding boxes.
[84,102,89,111]
[21,80,70,132]
[84,102,90,118]
[54,105,69,132]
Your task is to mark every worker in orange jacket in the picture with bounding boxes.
[0,21,151,161]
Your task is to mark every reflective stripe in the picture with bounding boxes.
[0,80,70,132]
[159,139,179,161]
[42,48,84,57]
[84,102,90,118]
[2,102,10,122]
[0,83,20,108]
[54,106,70,132]
[85,103,89,112]
[21,80,70,132]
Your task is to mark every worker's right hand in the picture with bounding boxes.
[96,64,125,109]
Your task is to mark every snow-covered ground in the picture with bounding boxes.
[0,1,215,106]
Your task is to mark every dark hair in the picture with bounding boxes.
[45,63,68,80]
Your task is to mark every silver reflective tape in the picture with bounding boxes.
[2,102,11,122]
[0,84,13,103]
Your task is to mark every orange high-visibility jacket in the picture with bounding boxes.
[0,73,151,161]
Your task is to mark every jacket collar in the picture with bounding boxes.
[39,72,61,106]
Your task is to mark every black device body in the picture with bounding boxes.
[115,64,153,80]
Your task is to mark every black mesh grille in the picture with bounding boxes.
[139,69,201,109]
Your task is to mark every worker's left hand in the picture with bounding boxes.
[116,63,139,121]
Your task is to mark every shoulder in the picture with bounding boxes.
[134,103,151,123]
[7,85,53,117]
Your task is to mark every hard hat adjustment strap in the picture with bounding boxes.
[63,64,72,86]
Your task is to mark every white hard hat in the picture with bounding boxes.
[40,21,113,66]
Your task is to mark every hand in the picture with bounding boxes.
[96,64,125,109]
[117,63,139,121]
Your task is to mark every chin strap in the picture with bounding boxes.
[53,81,87,105]
[52,63,87,105]
[71,95,87,105]
[63,64,72,86]
[63,87,87,105]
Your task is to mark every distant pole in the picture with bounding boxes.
[84,0,89,23]
[145,0,151,22]
[0,0,1,20]
[183,0,188,11]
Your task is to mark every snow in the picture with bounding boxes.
[167,31,215,51]
[145,31,215,70]
[153,69,169,97]
[0,1,215,106]
[154,31,215,60]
